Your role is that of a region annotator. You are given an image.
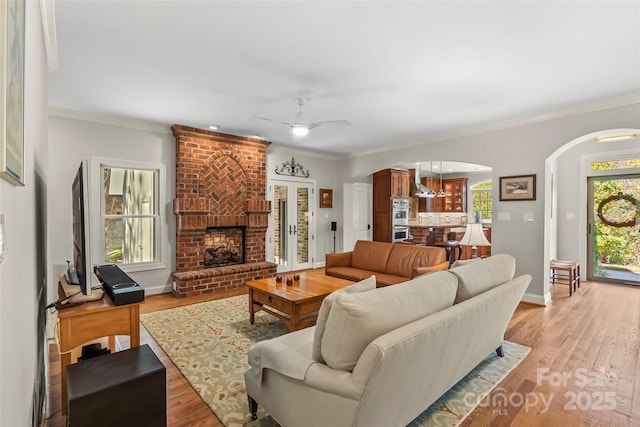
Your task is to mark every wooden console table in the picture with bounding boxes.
[57,281,141,415]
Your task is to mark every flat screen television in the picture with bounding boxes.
[65,160,94,295]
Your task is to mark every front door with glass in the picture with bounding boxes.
[587,174,640,285]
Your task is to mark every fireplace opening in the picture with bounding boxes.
[203,226,245,268]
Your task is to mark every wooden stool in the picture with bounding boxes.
[550,260,580,296]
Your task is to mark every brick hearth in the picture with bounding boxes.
[171,125,276,297]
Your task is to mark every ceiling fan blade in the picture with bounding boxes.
[308,120,351,129]
[253,116,292,127]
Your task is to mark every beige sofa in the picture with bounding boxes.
[244,254,530,427]
[325,240,449,286]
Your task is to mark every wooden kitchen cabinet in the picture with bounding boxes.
[372,169,410,242]
[443,178,467,212]
[418,177,467,212]
[390,170,410,198]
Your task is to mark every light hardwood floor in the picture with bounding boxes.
[45,274,639,427]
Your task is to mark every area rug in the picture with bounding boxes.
[140,295,530,427]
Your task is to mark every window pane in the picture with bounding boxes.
[471,181,492,190]
[104,217,156,264]
[472,191,492,220]
[104,168,156,215]
[296,187,309,264]
[591,158,640,171]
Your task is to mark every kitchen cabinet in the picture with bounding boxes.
[443,178,467,212]
[418,178,467,212]
[372,169,410,242]
[389,170,410,198]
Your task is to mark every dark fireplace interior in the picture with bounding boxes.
[203,226,245,268]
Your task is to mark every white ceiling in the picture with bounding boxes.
[48,1,640,157]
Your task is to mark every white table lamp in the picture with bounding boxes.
[459,223,491,258]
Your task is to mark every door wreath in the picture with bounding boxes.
[597,192,640,228]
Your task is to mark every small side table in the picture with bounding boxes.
[66,344,166,427]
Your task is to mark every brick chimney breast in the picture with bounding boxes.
[171,125,276,297]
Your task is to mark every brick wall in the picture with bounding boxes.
[171,125,276,297]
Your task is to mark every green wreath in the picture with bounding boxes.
[597,192,639,228]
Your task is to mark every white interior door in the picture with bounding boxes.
[269,180,314,273]
[353,183,372,242]
[343,183,372,252]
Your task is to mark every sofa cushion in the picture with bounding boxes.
[350,240,394,273]
[449,253,516,303]
[320,271,458,371]
[323,267,372,282]
[385,244,446,278]
[450,258,481,269]
[312,275,376,363]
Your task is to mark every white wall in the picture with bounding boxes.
[47,113,176,299]
[0,1,49,425]
[266,145,343,266]
[336,102,640,304]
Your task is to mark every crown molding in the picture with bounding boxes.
[345,93,640,160]
[48,107,171,134]
[267,144,339,161]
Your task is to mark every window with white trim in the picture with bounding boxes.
[94,158,165,271]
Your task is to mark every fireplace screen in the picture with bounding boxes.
[203,226,245,268]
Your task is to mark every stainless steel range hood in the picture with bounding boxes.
[411,164,435,198]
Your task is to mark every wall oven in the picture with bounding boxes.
[392,198,409,225]
[392,226,410,242]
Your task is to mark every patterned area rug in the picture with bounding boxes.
[140,295,530,427]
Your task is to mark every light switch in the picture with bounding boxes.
[498,212,511,221]
[566,212,575,220]
[523,212,534,222]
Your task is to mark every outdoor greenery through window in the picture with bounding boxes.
[471,181,492,221]
[591,158,640,170]
[103,166,158,265]
[591,158,639,280]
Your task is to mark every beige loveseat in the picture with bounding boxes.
[325,240,449,286]
[244,254,530,427]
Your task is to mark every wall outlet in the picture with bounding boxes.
[172,281,177,291]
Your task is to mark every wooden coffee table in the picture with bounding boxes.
[245,271,353,332]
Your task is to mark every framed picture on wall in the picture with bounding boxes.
[0,0,26,186]
[499,174,536,201]
[320,188,333,208]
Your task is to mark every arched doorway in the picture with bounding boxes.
[544,128,640,299]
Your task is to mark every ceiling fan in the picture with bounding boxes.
[253,98,351,137]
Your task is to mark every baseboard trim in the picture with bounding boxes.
[522,292,550,306]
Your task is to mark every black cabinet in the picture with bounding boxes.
[66,344,166,427]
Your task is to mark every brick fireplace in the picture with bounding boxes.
[171,125,276,297]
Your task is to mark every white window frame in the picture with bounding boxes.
[90,157,167,273]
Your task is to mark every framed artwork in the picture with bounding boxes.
[320,188,333,208]
[0,0,26,186]
[499,174,536,201]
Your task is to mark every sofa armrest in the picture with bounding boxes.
[247,339,316,387]
[325,252,353,272]
[411,261,450,278]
